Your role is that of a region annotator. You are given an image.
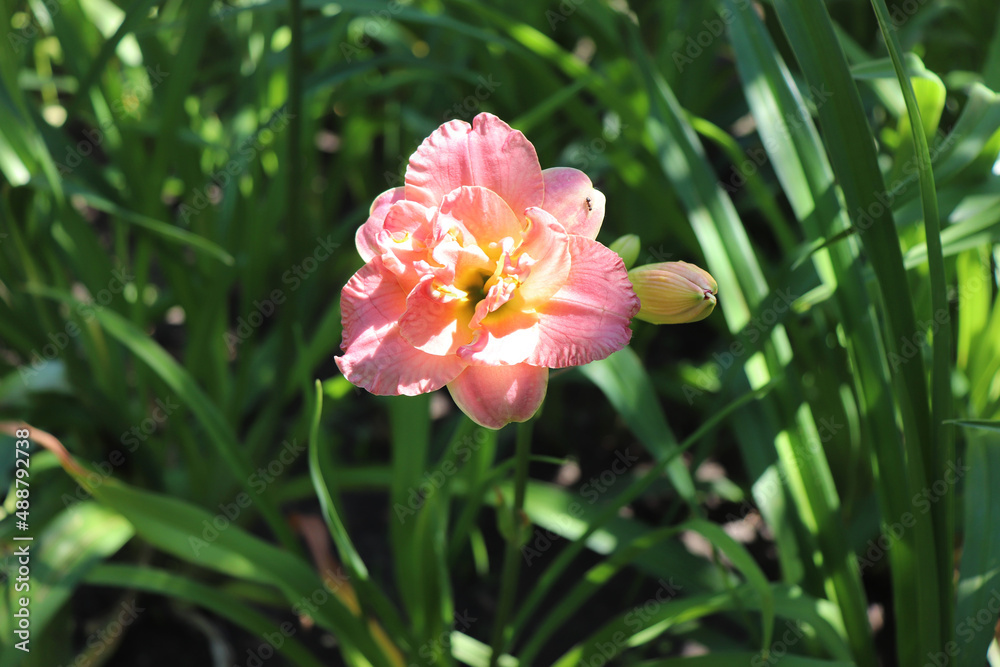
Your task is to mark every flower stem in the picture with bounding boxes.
[488,419,533,667]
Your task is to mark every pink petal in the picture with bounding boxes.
[457,308,540,366]
[436,185,523,251]
[405,113,544,214]
[528,236,640,368]
[429,237,493,291]
[377,201,435,292]
[447,363,548,429]
[336,259,466,395]
[541,167,605,239]
[398,277,475,356]
[515,207,571,304]
[470,274,516,329]
[356,187,406,262]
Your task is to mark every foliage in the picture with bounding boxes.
[1,0,1000,665]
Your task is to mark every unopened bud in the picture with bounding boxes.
[608,234,641,269]
[628,261,718,324]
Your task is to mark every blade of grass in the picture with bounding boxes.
[509,380,776,646]
[83,564,328,667]
[871,0,954,644]
[580,347,696,505]
[769,2,943,662]
[626,14,875,665]
[308,381,415,652]
[630,655,856,667]
[388,393,432,640]
[19,293,298,553]
[953,427,1000,667]
[5,422,396,667]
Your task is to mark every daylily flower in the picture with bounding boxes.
[628,261,718,324]
[336,113,639,429]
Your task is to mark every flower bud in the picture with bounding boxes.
[628,261,718,324]
[608,234,641,270]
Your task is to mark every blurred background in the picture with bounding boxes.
[1,0,1000,665]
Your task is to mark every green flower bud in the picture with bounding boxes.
[608,234,641,270]
[628,261,718,324]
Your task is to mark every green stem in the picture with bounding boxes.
[488,419,533,667]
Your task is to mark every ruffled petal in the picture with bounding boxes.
[457,306,540,366]
[515,207,571,305]
[447,363,548,429]
[336,259,466,395]
[377,201,435,292]
[436,185,523,252]
[541,167,605,239]
[356,187,406,262]
[405,113,544,214]
[398,277,476,356]
[429,236,493,292]
[527,236,639,368]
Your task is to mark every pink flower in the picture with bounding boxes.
[336,113,639,429]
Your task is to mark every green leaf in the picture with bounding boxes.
[768,2,943,663]
[872,0,954,645]
[580,347,696,503]
[83,564,327,667]
[61,182,235,266]
[50,459,394,667]
[630,655,855,667]
[946,420,1000,434]
[86,303,298,553]
[9,503,132,646]
[954,430,1000,667]
[307,381,414,651]
[510,382,777,647]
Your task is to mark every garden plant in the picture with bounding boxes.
[1,0,1000,666]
